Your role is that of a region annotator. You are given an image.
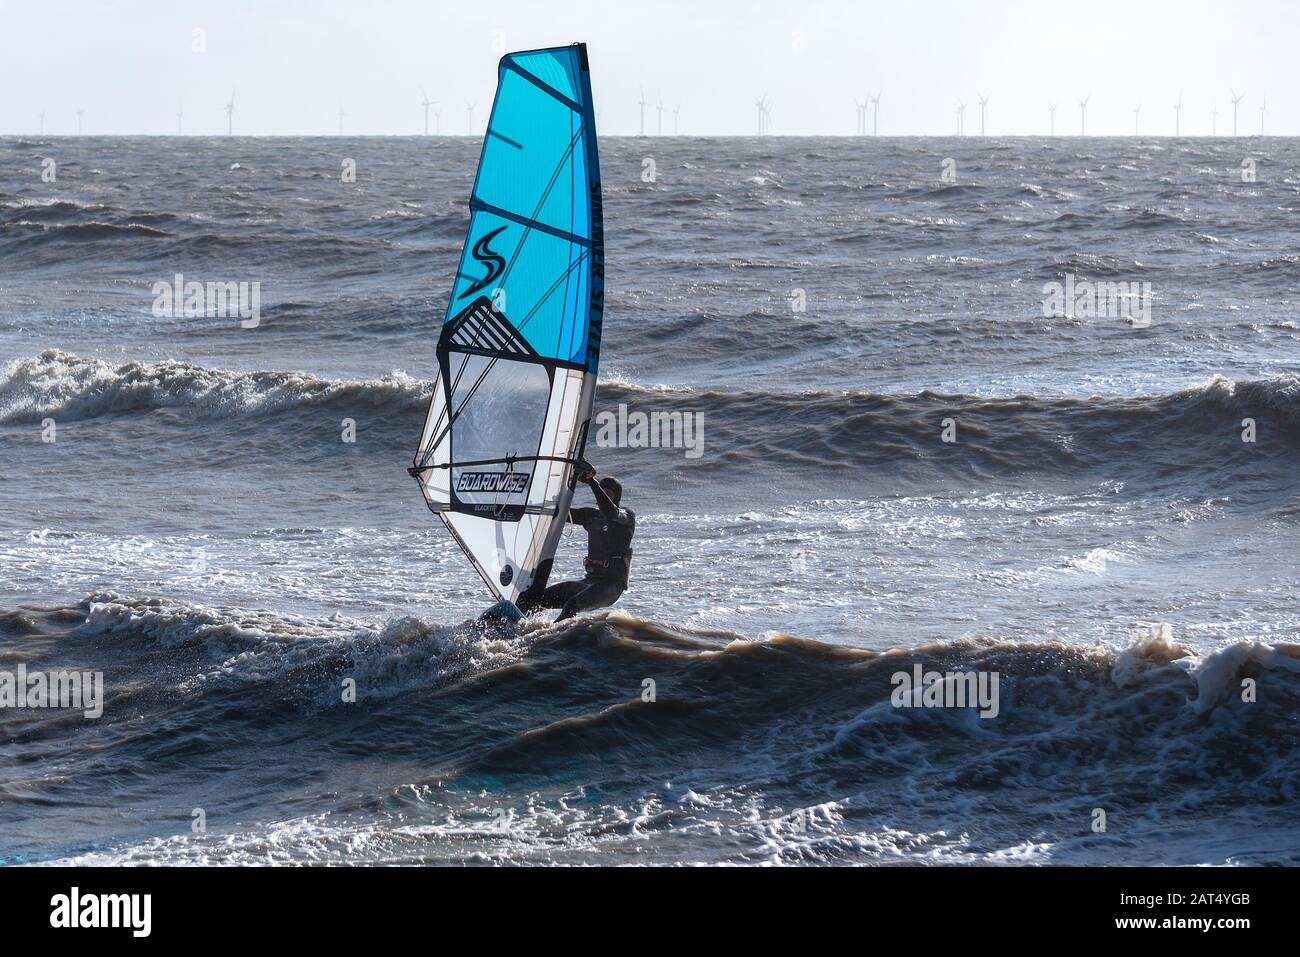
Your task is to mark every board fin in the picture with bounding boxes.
[480,599,524,624]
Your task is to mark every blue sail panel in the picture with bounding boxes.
[441,43,599,370]
[475,70,589,239]
[506,51,582,103]
[446,213,591,366]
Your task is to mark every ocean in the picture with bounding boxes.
[2,134,1298,864]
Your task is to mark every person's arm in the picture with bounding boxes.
[568,507,596,525]
[572,460,630,524]
[586,477,630,524]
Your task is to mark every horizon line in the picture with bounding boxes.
[3,132,1295,139]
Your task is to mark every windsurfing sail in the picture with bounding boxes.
[409,43,604,605]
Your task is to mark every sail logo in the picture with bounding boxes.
[459,226,508,299]
[457,471,528,494]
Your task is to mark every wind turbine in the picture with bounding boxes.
[637,89,648,136]
[176,105,183,135]
[855,99,867,136]
[1211,100,1218,136]
[673,105,680,135]
[421,89,436,136]
[871,91,881,135]
[656,96,663,136]
[1133,101,1141,136]
[978,94,990,136]
[1049,102,1057,136]
[76,109,84,135]
[1173,94,1182,137]
[1230,90,1244,137]
[755,96,768,135]
[337,106,346,136]
[1078,95,1090,136]
[955,100,966,136]
[433,107,441,135]
[466,101,475,134]
[225,90,235,136]
[1259,95,1267,135]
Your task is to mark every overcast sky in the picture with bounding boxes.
[1,0,1295,136]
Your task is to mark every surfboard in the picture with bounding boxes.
[409,43,604,616]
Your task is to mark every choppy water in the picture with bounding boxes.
[2,135,1299,865]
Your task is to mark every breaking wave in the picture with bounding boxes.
[0,349,427,424]
[5,593,1300,865]
[5,352,1296,490]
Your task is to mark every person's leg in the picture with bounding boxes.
[556,580,625,621]
[517,580,583,614]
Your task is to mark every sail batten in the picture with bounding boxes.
[469,198,593,248]
[410,43,603,604]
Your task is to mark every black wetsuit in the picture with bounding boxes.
[517,478,634,621]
